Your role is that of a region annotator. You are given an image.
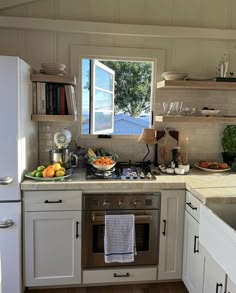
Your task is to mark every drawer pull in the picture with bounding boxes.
[76,221,79,239]
[113,273,130,278]
[216,283,222,293]
[162,219,167,236]
[186,202,197,210]
[44,200,62,204]
[194,235,199,253]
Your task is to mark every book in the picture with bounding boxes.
[69,85,77,115]
[65,85,73,114]
[65,85,77,115]
[32,82,37,114]
[36,82,41,114]
[40,82,46,115]
[60,86,66,115]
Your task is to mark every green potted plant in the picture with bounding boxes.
[221,125,236,165]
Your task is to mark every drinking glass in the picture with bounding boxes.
[172,101,183,116]
[163,102,173,116]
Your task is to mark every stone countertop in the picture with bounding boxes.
[21,168,236,203]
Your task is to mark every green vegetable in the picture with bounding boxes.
[222,125,236,152]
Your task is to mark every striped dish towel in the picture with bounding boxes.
[104,214,136,263]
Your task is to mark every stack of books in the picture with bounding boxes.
[32,82,77,116]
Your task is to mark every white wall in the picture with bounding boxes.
[0,0,236,165]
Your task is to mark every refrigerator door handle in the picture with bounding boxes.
[0,219,14,228]
[0,177,13,185]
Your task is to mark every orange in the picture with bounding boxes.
[43,166,55,178]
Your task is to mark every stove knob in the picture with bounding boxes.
[103,200,111,209]
[133,199,141,207]
[118,200,125,208]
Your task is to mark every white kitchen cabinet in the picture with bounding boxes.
[227,277,236,293]
[182,191,204,293]
[23,191,82,287]
[182,211,204,292]
[158,190,185,280]
[203,251,226,293]
[24,211,81,287]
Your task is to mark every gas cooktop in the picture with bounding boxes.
[85,162,159,180]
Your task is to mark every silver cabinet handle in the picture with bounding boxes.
[0,219,14,228]
[0,177,13,185]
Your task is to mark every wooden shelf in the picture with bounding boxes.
[31,73,76,86]
[31,114,77,122]
[156,80,236,90]
[155,115,236,123]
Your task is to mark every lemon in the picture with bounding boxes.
[59,167,66,172]
[53,163,61,171]
[55,170,65,177]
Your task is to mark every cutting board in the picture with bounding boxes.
[154,129,179,166]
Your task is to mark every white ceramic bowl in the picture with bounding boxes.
[91,161,116,171]
[162,72,188,81]
[199,109,220,117]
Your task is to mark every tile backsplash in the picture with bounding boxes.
[38,89,236,167]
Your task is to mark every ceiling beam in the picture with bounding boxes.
[0,16,236,41]
[0,0,38,10]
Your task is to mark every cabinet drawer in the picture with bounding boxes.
[186,191,201,222]
[83,267,157,284]
[23,191,82,211]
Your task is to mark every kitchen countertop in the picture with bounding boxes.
[21,167,236,203]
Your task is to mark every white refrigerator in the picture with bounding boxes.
[0,56,38,293]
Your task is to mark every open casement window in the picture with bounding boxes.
[91,60,115,134]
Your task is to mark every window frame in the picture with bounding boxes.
[71,45,165,139]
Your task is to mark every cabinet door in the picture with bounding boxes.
[158,190,185,280]
[203,252,226,293]
[24,211,81,287]
[182,211,204,293]
[227,277,236,293]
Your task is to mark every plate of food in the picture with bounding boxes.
[194,161,230,172]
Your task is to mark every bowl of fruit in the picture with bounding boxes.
[25,163,71,181]
[91,157,116,171]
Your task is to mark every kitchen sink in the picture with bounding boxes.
[206,198,236,230]
[200,201,236,284]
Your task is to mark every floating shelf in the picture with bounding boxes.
[31,73,76,86]
[31,114,77,122]
[155,116,236,123]
[156,80,236,90]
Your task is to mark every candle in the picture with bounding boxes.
[185,136,189,164]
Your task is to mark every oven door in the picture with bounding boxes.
[82,209,159,268]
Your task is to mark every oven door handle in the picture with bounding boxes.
[92,214,152,223]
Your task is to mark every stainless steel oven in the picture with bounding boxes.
[82,192,160,268]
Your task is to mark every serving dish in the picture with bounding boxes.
[162,72,188,81]
[25,172,71,181]
[91,162,116,171]
[199,109,220,116]
[194,163,230,173]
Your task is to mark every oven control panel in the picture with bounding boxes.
[83,193,160,210]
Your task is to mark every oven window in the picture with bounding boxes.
[92,223,150,253]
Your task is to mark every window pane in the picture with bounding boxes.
[95,66,113,90]
[95,89,113,110]
[94,112,113,132]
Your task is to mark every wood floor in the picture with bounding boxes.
[28,282,188,293]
